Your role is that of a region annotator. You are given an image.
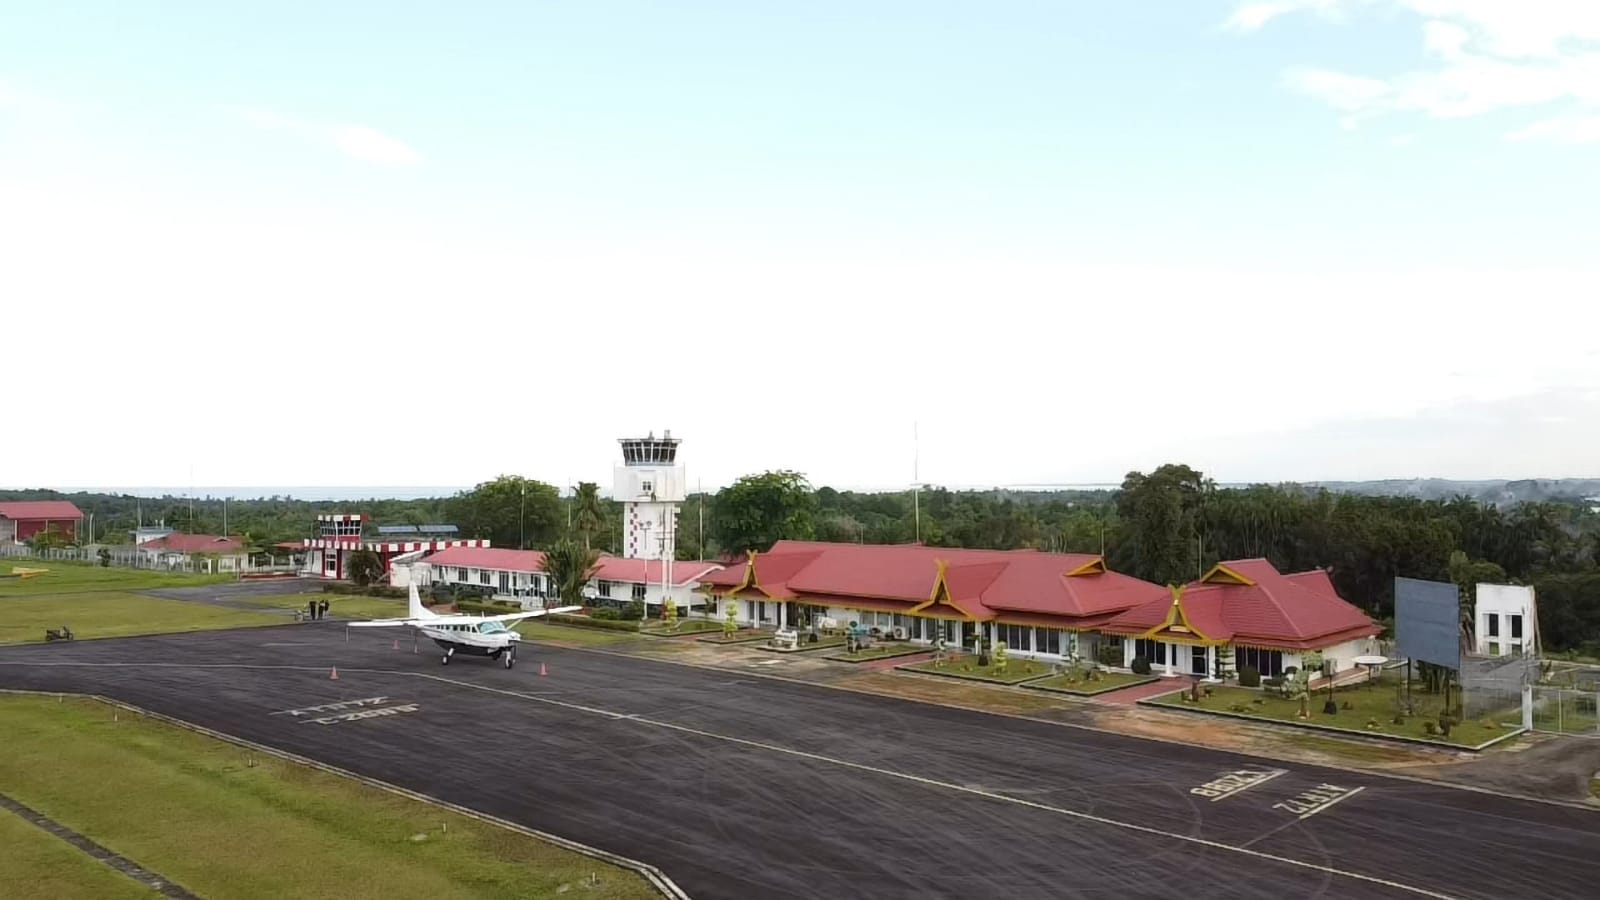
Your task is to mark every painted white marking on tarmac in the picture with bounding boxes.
[1190,768,1287,802]
[0,661,1453,899]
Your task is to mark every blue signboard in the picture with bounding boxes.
[1395,577,1461,670]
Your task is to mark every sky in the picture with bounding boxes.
[3,0,1598,494]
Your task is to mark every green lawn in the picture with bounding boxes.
[513,621,644,647]
[1149,680,1518,747]
[1024,671,1157,695]
[0,560,233,597]
[821,643,928,662]
[0,592,283,645]
[900,656,1053,684]
[0,695,659,900]
[0,807,155,899]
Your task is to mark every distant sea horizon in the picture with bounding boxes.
[14,486,471,501]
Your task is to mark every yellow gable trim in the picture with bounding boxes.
[1200,563,1255,586]
[1064,557,1105,577]
[1139,585,1218,642]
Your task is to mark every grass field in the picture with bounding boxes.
[233,591,409,620]
[0,695,658,900]
[0,560,233,597]
[0,807,155,900]
[0,592,282,645]
[1149,680,1515,747]
[900,656,1053,684]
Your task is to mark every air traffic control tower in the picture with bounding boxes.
[614,430,686,561]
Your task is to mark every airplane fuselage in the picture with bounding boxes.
[420,620,521,667]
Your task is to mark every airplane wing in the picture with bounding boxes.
[346,618,426,628]
[485,605,583,624]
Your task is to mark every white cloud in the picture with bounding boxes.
[1234,1,1600,142]
[333,125,421,166]
[1224,0,1343,33]
[237,107,420,166]
[1507,113,1600,143]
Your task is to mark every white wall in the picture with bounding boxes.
[1476,584,1535,656]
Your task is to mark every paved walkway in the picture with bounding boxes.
[0,792,201,898]
[1092,676,1188,705]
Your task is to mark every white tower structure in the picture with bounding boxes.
[614,431,686,562]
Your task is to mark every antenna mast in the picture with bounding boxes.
[913,422,921,543]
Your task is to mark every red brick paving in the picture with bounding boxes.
[1094,676,1189,705]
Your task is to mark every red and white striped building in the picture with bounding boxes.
[286,514,488,580]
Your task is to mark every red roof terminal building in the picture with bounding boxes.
[0,501,85,544]
[287,514,487,580]
[698,541,1379,678]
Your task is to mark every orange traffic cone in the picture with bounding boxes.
[539,662,547,677]
[329,667,339,680]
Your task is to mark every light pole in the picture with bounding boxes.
[519,482,526,549]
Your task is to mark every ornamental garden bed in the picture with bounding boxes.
[1022,671,1159,696]
[1144,680,1524,750]
[695,628,775,645]
[820,643,929,663]
[897,656,1054,684]
[754,635,849,654]
[638,619,724,637]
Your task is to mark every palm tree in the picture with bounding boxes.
[540,538,599,607]
[573,482,605,551]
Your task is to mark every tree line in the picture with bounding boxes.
[9,464,1598,653]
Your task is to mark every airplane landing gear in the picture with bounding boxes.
[503,646,516,669]
[441,646,454,666]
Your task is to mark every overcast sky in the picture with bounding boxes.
[3,1,1598,494]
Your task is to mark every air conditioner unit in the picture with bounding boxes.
[892,626,907,640]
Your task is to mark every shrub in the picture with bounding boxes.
[1130,655,1152,676]
[1423,721,1438,736]
[1098,644,1123,667]
[591,607,621,620]
[1238,665,1261,688]
[621,600,645,621]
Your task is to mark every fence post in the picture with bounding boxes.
[1521,684,1533,731]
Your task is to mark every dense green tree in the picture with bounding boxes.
[1112,464,1210,586]
[347,549,385,587]
[712,470,817,553]
[446,476,563,550]
[540,539,600,607]
[573,482,604,551]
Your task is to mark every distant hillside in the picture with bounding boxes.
[1307,478,1600,506]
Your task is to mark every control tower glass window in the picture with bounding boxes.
[621,437,679,466]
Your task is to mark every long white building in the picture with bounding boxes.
[418,545,723,612]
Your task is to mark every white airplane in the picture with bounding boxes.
[349,584,581,669]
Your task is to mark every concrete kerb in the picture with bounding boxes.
[563,641,1600,813]
[1138,697,1530,753]
[0,688,690,900]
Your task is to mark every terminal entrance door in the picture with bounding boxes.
[1191,645,1208,676]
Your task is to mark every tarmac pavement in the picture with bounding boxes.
[1,625,1596,900]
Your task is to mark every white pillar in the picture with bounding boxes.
[1203,646,1220,683]
[1521,684,1533,731]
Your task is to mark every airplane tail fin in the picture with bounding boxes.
[408,583,435,620]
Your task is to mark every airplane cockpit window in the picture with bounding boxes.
[479,621,507,634]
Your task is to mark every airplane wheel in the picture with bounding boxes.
[441,651,450,665]
[504,651,515,669]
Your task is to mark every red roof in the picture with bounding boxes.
[1103,559,1378,650]
[424,546,547,571]
[0,501,84,521]
[138,533,246,554]
[698,540,1166,623]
